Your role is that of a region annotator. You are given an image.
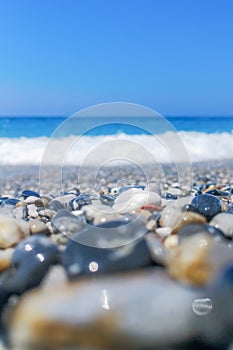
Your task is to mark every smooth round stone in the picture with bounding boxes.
[210,213,233,238]
[0,215,27,248]
[9,235,59,293]
[25,196,40,205]
[72,214,147,249]
[21,190,40,199]
[27,204,38,218]
[62,235,151,278]
[191,194,222,220]
[38,209,56,219]
[29,220,50,235]
[113,189,161,214]
[49,199,64,211]
[69,194,92,210]
[178,223,227,243]
[34,197,50,208]
[52,210,86,236]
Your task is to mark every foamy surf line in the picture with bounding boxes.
[0,131,233,165]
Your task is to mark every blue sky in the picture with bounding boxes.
[0,0,232,116]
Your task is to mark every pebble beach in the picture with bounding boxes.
[0,160,233,349]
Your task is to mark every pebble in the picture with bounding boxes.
[160,199,206,233]
[69,194,92,210]
[191,194,222,220]
[0,215,28,249]
[0,167,233,349]
[113,189,161,214]
[21,190,40,199]
[29,220,50,235]
[10,267,233,350]
[70,214,147,248]
[8,235,59,293]
[167,233,233,286]
[27,204,38,219]
[210,213,233,238]
[48,199,64,211]
[178,223,227,243]
[0,248,14,272]
[25,196,40,205]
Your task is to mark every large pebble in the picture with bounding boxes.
[167,233,233,286]
[7,235,59,293]
[0,248,14,272]
[0,215,28,248]
[191,194,222,220]
[210,213,233,238]
[9,268,233,350]
[112,189,161,214]
[29,220,50,235]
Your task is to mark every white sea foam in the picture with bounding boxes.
[0,132,232,165]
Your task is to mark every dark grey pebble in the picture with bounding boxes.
[49,199,64,211]
[191,194,222,220]
[5,235,59,294]
[62,238,152,279]
[62,216,151,278]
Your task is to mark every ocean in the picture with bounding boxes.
[0,116,233,165]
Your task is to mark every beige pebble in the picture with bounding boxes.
[164,235,178,250]
[0,247,14,272]
[29,220,49,235]
[166,233,233,286]
[0,215,28,248]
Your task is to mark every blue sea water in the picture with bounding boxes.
[0,116,233,137]
[0,116,232,165]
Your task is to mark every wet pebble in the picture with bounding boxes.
[8,235,59,293]
[191,194,222,220]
